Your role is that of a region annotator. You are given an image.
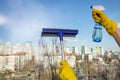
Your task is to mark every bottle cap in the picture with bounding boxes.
[91,5,105,10]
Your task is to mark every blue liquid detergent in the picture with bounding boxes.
[92,23,102,42]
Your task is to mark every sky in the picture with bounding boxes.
[0,0,120,51]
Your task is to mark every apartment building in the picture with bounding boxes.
[43,53,76,68]
[0,42,32,72]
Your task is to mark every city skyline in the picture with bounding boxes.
[0,42,119,56]
[0,0,120,51]
[0,39,119,80]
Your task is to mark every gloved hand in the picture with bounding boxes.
[92,9,118,36]
[59,60,77,80]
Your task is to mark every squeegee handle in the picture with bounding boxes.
[59,32,65,60]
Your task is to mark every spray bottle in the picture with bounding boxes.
[91,5,105,42]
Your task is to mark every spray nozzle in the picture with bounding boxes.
[91,5,105,10]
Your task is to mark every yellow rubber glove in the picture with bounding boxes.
[92,9,118,36]
[59,60,77,80]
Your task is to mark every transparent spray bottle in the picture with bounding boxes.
[91,6,105,42]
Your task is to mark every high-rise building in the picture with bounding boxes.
[81,45,88,54]
[91,48,94,55]
[33,46,43,61]
[72,46,78,54]
[0,43,3,53]
[24,43,32,53]
[65,47,70,53]
[23,43,32,60]
[3,42,12,54]
[55,46,59,53]
[12,43,23,54]
[95,46,104,56]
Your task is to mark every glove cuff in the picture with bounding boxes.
[117,23,120,30]
[106,20,117,36]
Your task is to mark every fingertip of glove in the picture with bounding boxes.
[92,9,104,16]
[60,60,68,65]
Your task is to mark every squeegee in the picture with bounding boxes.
[41,28,78,60]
